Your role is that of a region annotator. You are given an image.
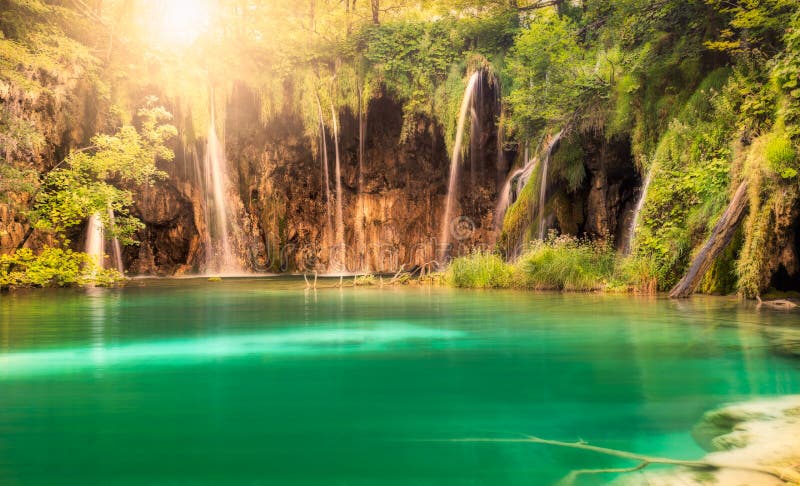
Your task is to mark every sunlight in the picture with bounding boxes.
[156,0,211,46]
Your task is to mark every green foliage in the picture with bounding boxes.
[705,0,799,54]
[550,138,586,193]
[504,11,598,140]
[765,132,798,178]
[445,251,513,289]
[0,163,36,203]
[735,135,799,297]
[514,235,615,291]
[0,247,123,289]
[634,69,739,288]
[32,103,176,244]
[446,235,658,293]
[700,225,742,295]
[499,155,543,252]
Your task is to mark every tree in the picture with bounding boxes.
[504,10,597,139]
[29,100,177,246]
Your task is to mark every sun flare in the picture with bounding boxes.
[156,0,211,46]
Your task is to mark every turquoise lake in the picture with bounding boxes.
[0,278,798,485]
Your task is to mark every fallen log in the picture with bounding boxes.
[670,181,749,299]
[757,296,799,310]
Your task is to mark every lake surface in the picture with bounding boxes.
[0,278,798,485]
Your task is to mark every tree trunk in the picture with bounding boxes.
[669,181,749,298]
[370,0,379,24]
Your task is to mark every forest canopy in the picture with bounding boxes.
[1,0,799,294]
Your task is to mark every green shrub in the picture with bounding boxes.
[765,133,798,178]
[444,236,663,294]
[0,247,123,289]
[612,254,660,294]
[513,235,615,291]
[445,251,513,288]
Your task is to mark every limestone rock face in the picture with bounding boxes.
[125,181,199,276]
[765,195,800,292]
[121,79,505,275]
[542,132,640,248]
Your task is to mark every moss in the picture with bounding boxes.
[700,225,743,295]
[634,68,739,289]
[765,132,798,179]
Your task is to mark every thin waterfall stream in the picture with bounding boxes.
[107,209,124,273]
[84,214,105,271]
[438,71,481,263]
[627,164,654,253]
[537,130,563,240]
[330,103,345,271]
[315,94,335,251]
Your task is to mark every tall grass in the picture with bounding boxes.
[445,235,659,293]
[445,251,513,288]
[514,235,615,291]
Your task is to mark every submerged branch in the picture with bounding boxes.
[438,435,800,484]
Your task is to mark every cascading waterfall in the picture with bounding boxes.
[330,103,345,271]
[85,212,124,273]
[314,95,335,251]
[626,165,654,253]
[470,105,479,187]
[85,214,105,270]
[537,130,563,240]
[495,132,562,236]
[438,71,481,263]
[107,208,124,273]
[494,157,537,230]
[202,98,242,275]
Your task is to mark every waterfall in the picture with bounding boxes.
[356,86,368,271]
[470,105,479,188]
[314,95,334,255]
[107,208,124,273]
[537,130,563,240]
[627,165,654,253]
[85,212,124,273]
[494,158,536,230]
[85,214,105,270]
[438,71,481,263]
[202,98,242,275]
[330,103,345,271]
[494,132,562,236]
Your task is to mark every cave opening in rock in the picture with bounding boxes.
[770,203,800,293]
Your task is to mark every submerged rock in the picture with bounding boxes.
[615,396,800,485]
